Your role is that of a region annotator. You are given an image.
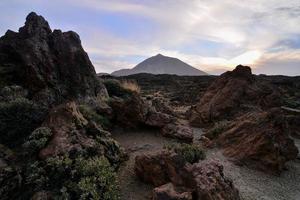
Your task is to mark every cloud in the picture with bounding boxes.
[0,0,299,75]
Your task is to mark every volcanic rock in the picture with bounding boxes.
[189,65,281,126]
[153,183,192,200]
[109,95,148,128]
[184,161,240,200]
[135,151,240,200]
[216,109,298,173]
[135,151,186,187]
[145,110,175,128]
[39,102,124,166]
[0,12,107,106]
[161,124,194,143]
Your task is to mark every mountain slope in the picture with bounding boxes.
[111,54,207,76]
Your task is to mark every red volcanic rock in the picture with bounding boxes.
[39,102,93,159]
[135,151,186,187]
[0,12,107,105]
[135,151,240,200]
[184,161,240,200]
[109,95,148,128]
[145,110,175,128]
[161,124,194,143]
[153,183,192,200]
[216,109,298,173]
[39,102,124,165]
[189,65,281,126]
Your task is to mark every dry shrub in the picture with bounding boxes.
[120,80,141,93]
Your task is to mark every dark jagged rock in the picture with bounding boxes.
[0,12,107,106]
[189,65,281,126]
[135,151,240,200]
[215,109,298,173]
[39,102,125,166]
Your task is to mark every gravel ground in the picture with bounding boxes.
[206,148,300,200]
[113,128,300,200]
[112,129,178,200]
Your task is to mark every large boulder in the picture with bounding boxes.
[189,65,281,126]
[135,151,240,200]
[215,109,298,173]
[183,161,240,200]
[135,151,186,187]
[109,95,148,128]
[161,124,194,143]
[145,110,175,128]
[0,12,107,106]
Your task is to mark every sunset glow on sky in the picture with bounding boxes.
[1,0,299,75]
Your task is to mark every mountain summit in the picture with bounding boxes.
[111,54,208,76]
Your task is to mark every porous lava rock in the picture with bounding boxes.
[0,12,107,106]
[189,65,281,126]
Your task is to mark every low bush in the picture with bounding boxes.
[24,154,119,200]
[22,127,52,155]
[0,98,47,147]
[120,80,140,93]
[103,79,134,98]
[206,120,229,139]
[165,143,205,164]
[78,105,111,129]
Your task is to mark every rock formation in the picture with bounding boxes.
[215,109,298,173]
[189,65,281,126]
[135,151,240,200]
[0,12,107,106]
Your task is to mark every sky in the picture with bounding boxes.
[0,0,300,75]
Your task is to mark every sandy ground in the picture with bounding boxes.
[112,129,179,200]
[113,128,300,200]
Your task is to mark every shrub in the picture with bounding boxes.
[78,105,111,129]
[120,80,140,93]
[0,98,47,147]
[165,143,205,164]
[206,120,229,139]
[24,154,119,200]
[76,156,119,200]
[103,79,134,98]
[22,127,52,155]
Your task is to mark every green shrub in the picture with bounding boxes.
[76,156,119,200]
[79,105,111,129]
[165,143,205,164]
[22,127,52,155]
[206,120,229,139]
[0,98,47,147]
[103,79,133,98]
[24,154,119,200]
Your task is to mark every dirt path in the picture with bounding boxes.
[113,128,300,200]
[112,129,179,200]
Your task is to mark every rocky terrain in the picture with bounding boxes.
[0,12,300,200]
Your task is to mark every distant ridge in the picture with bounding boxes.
[111,54,208,76]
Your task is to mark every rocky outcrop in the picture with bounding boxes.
[189,65,281,126]
[145,110,175,128]
[135,151,240,200]
[215,109,298,173]
[153,183,192,200]
[39,102,125,166]
[135,151,186,186]
[106,81,194,142]
[0,12,107,106]
[109,95,148,128]
[184,161,240,200]
[161,124,193,143]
